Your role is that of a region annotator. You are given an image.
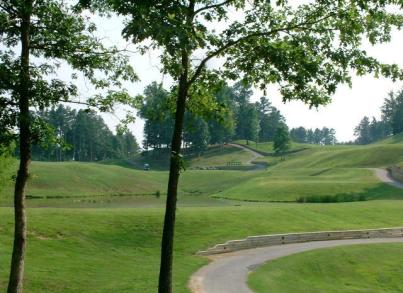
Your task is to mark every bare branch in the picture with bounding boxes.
[193,0,234,16]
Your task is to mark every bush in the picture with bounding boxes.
[296,194,367,203]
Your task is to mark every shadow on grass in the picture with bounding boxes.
[296,183,403,203]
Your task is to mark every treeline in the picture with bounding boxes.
[354,89,403,144]
[290,127,337,145]
[31,105,139,161]
[139,82,291,154]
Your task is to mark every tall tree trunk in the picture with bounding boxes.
[8,3,32,293]
[158,52,189,293]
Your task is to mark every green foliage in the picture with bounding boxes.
[31,105,139,162]
[382,89,403,135]
[291,127,337,145]
[0,0,138,143]
[273,124,291,157]
[0,144,16,198]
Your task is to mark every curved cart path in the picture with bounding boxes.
[373,168,403,189]
[228,143,265,170]
[189,237,403,293]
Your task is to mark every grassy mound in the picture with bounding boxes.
[129,144,254,170]
[213,168,403,202]
[249,243,403,293]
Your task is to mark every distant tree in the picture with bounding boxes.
[290,127,307,143]
[369,117,391,142]
[354,116,372,144]
[208,85,235,146]
[184,114,210,155]
[243,104,259,144]
[313,128,323,144]
[273,125,291,160]
[382,90,403,135]
[139,83,174,151]
[322,127,337,145]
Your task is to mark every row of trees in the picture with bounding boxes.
[290,127,337,145]
[140,81,288,154]
[2,1,403,293]
[354,89,403,144]
[31,106,139,162]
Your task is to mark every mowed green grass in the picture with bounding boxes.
[268,144,403,169]
[214,168,403,202]
[0,161,255,205]
[249,243,403,293]
[234,139,313,154]
[187,144,253,167]
[2,201,403,292]
[128,144,255,170]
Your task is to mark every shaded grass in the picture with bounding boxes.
[249,243,403,293]
[2,201,403,292]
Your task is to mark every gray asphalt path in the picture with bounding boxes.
[189,238,403,293]
[228,143,265,170]
[373,168,403,189]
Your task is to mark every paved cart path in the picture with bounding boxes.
[373,168,403,189]
[228,143,265,170]
[189,237,403,293]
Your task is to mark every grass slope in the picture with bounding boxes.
[2,201,403,292]
[249,243,403,293]
[0,161,256,206]
[214,168,403,202]
[129,144,254,170]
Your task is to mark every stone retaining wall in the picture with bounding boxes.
[389,165,403,183]
[197,227,403,256]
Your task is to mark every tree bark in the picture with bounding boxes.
[7,3,32,293]
[158,51,189,293]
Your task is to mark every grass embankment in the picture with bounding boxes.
[249,243,403,293]
[215,137,403,202]
[234,139,313,155]
[1,201,403,292]
[213,167,403,202]
[0,161,256,206]
[129,144,254,170]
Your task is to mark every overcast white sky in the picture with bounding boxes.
[86,9,403,144]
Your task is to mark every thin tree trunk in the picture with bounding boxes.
[8,3,32,292]
[158,51,189,293]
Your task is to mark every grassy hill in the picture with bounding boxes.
[1,136,403,292]
[213,136,403,202]
[3,137,403,205]
[0,161,256,207]
[2,201,403,292]
[249,243,403,293]
[128,144,255,170]
[213,168,402,202]
[374,133,403,144]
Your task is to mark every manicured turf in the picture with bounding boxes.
[127,144,255,170]
[248,243,403,293]
[0,161,255,205]
[213,168,403,202]
[1,201,403,292]
[1,135,403,292]
[234,139,313,154]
